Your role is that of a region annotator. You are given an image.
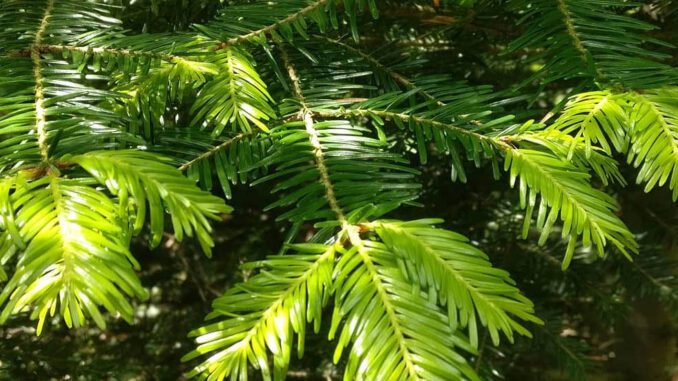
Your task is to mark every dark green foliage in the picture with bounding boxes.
[254,120,421,224]
[507,0,678,88]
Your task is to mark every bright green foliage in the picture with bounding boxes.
[178,131,272,198]
[317,85,512,182]
[0,0,231,332]
[543,89,678,200]
[373,220,542,346]
[0,53,130,172]
[0,175,147,334]
[0,0,121,54]
[184,220,537,381]
[512,129,626,187]
[627,89,678,199]
[68,150,232,254]
[109,47,275,138]
[191,48,275,134]
[0,0,676,380]
[504,148,637,268]
[183,243,336,380]
[549,91,628,157]
[112,54,219,139]
[331,239,479,381]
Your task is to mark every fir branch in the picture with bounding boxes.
[10,44,179,62]
[503,148,638,268]
[351,235,421,379]
[313,108,505,149]
[222,0,330,47]
[177,133,252,172]
[183,243,337,380]
[313,35,434,103]
[31,0,55,164]
[555,0,591,69]
[49,43,176,61]
[280,46,348,224]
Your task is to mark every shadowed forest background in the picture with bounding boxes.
[0,0,677,380]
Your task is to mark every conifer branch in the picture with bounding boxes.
[351,235,421,380]
[221,0,329,47]
[555,0,589,66]
[313,108,508,149]
[1,2,675,378]
[177,133,252,172]
[279,46,348,225]
[315,35,449,108]
[31,0,55,164]
[316,36,431,98]
[10,44,179,62]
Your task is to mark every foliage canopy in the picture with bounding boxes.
[0,0,676,380]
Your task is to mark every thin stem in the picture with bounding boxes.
[217,246,335,364]
[474,331,488,372]
[555,0,603,81]
[313,108,510,151]
[39,44,177,62]
[352,237,420,380]
[221,0,329,47]
[555,0,588,60]
[177,133,251,172]
[32,0,56,164]
[279,46,348,225]
[312,36,493,127]
[12,1,330,60]
[320,36,427,92]
[315,36,447,107]
[626,259,678,301]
